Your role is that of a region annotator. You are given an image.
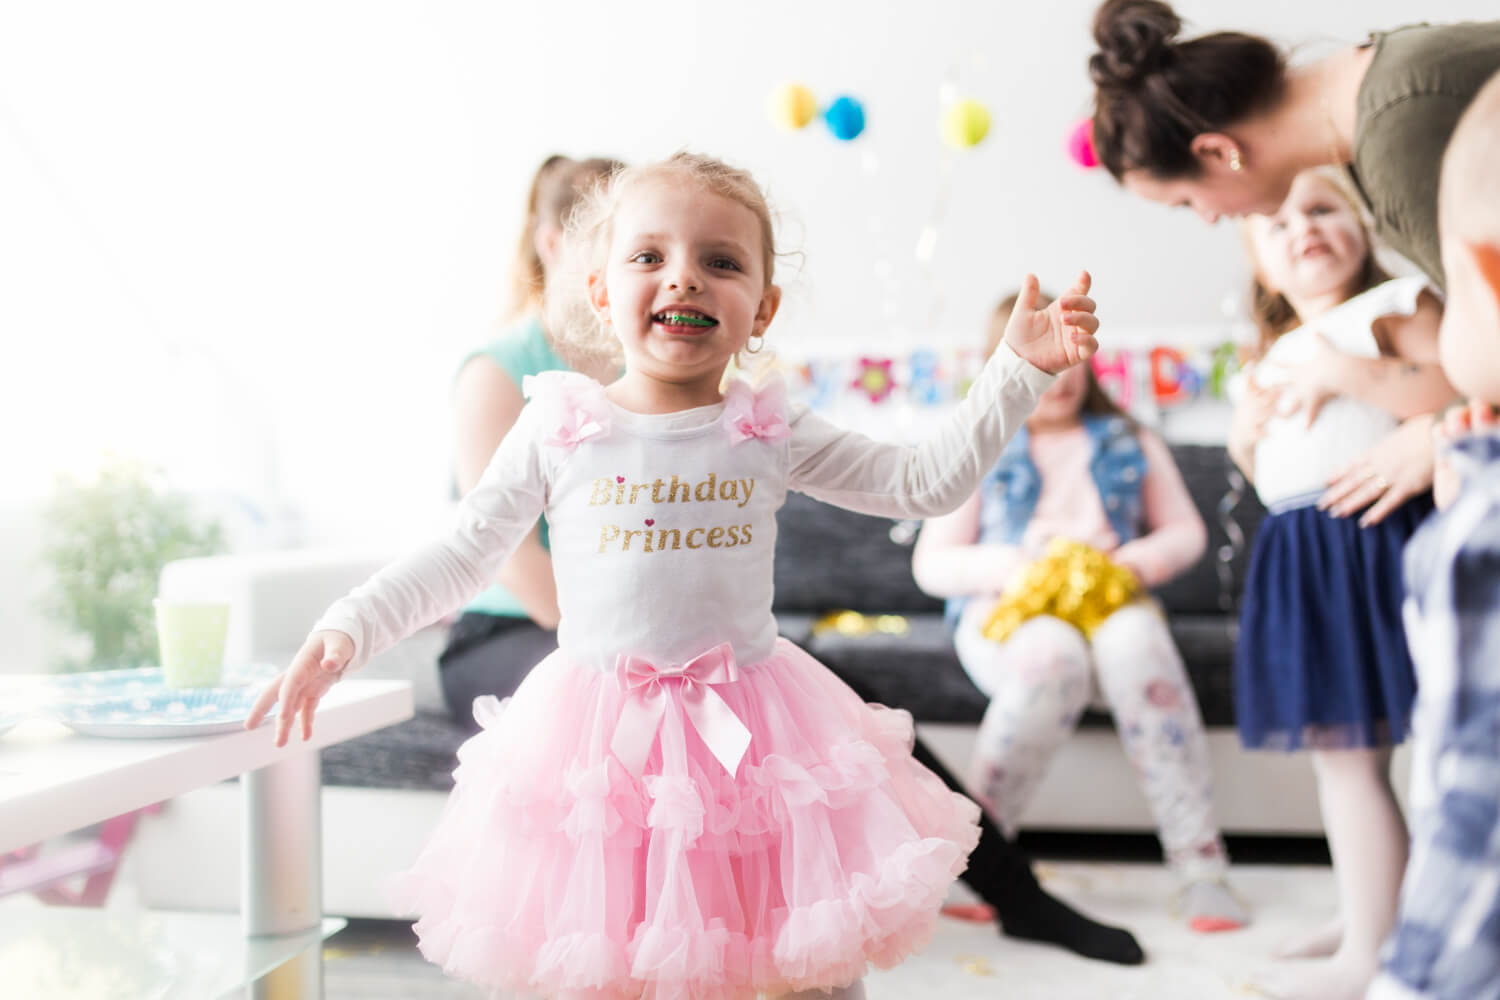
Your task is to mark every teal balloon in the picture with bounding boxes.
[824,96,866,141]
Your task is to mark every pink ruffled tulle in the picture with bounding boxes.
[391,638,980,1000]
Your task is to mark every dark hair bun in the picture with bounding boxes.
[1090,0,1183,89]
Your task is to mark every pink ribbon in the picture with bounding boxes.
[723,378,791,444]
[523,371,610,451]
[544,410,605,450]
[610,643,751,778]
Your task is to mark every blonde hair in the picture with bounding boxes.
[546,152,779,364]
[1242,167,1389,359]
[1440,70,1500,246]
[505,154,623,322]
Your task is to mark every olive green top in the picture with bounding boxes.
[1349,20,1500,290]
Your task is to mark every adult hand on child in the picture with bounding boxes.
[1003,271,1099,374]
[1319,413,1437,527]
[1433,399,1500,510]
[244,629,354,748]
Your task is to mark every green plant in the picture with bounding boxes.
[40,458,226,672]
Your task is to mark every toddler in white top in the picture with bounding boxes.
[246,152,1099,1000]
[1228,168,1454,1000]
[1248,274,1434,509]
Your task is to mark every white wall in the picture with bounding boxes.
[2,0,1489,669]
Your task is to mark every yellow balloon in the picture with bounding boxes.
[768,83,818,131]
[941,98,991,149]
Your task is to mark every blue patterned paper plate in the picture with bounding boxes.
[41,665,281,738]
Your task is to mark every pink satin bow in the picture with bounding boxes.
[610,643,752,778]
[523,371,610,451]
[544,408,605,450]
[723,378,791,444]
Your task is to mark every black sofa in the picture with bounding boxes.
[321,443,1266,791]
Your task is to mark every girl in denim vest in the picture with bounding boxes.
[914,290,1245,935]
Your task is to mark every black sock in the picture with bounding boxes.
[979,845,1146,965]
[908,737,1146,966]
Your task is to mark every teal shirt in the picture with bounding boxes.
[459,318,568,618]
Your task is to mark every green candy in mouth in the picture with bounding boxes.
[655,311,717,328]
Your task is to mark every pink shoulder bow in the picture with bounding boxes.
[523,371,610,451]
[723,377,791,444]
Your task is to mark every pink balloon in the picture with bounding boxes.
[1067,118,1098,169]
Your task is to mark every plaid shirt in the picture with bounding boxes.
[1371,432,1500,1000]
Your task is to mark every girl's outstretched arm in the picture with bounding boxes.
[309,404,551,676]
[454,356,561,628]
[789,273,1096,518]
[788,343,1053,519]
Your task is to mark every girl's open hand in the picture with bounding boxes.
[244,629,354,747]
[1434,399,1500,510]
[1440,396,1500,440]
[1002,271,1099,375]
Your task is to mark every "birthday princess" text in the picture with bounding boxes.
[589,474,757,554]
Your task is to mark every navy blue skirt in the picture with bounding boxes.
[1235,492,1434,751]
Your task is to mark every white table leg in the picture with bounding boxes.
[244,752,323,999]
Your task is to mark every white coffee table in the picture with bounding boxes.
[0,677,413,999]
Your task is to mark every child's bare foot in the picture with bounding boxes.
[1247,951,1377,1000]
[1271,916,1342,960]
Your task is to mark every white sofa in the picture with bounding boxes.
[131,549,1405,919]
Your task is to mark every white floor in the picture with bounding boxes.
[864,862,1338,1000]
[317,860,1340,999]
[0,858,1341,998]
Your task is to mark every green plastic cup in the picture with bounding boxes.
[154,599,231,688]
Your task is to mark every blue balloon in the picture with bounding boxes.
[823,96,866,141]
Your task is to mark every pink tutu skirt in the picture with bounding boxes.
[392,637,980,1000]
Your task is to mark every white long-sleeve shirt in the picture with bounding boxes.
[1247,275,1430,508]
[316,344,1054,675]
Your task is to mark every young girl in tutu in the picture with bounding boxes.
[246,152,1099,1000]
[914,289,1244,935]
[1229,168,1455,1000]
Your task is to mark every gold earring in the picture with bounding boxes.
[745,333,765,355]
[1229,149,1243,172]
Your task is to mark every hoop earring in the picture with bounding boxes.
[1229,149,1243,172]
[745,333,765,354]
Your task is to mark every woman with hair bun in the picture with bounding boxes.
[1088,6,1498,997]
[1086,0,1500,540]
[1088,0,1499,288]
